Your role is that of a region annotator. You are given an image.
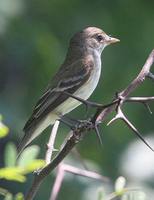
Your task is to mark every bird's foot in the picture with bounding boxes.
[59,116,91,130]
[74,119,103,145]
[73,119,93,130]
[60,115,103,145]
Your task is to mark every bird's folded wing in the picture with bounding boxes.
[23,58,94,132]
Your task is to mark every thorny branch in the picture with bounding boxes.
[25,50,154,200]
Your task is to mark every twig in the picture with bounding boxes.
[105,188,140,200]
[126,96,154,114]
[45,120,60,165]
[96,50,154,123]
[49,162,108,200]
[126,96,154,103]
[25,129,83,200]
[62,163,108,181]
[71,148,88,170]
[107,107,154,151]
[50,164,64,200]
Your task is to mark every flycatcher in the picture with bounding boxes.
[18,27,119,154]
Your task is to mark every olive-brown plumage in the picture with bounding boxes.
[17,27,119,155]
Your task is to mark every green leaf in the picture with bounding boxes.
[0,116,9,138]
[97,187,105,200]
[4,193,13,200]
[4,142,17,167]
[115,176,126,195]
[17,145,40,167]
[0,187,9,196]
[22,159,45,174]
[0,167,26,182]
[15,193,24,200]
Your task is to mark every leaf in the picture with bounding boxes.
[4,142,17,167]
[17,145,40,167]
[0,116,9,138]
[115,176,126,195]
[0,187,9,196]
[15,193,24,200]
[0,167,26,182]
[22,159,45,174]
[4,193,13,200]
[97,187,106,200]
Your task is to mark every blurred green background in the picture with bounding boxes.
[1,0,154,199]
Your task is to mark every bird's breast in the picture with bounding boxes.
[74,55,101,100]
[54,54,102,115]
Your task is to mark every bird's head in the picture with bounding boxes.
[71,27,120,54]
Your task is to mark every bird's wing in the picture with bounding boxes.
[23,58,94,132]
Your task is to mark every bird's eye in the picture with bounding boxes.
[96,35,104,42]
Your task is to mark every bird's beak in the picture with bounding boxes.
[106,36,120,45]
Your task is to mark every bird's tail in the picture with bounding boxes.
[17,115,57,158]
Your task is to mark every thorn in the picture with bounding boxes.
[122,114,154,152]
[107,117,117,126]
[107,114,121,126]
[143,102,153,114]
[107,107,154,152]
[147,72,154,81]
[94,123,103,146]
[53,148,59,152]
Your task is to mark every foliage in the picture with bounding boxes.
[0,118,45,199]
[0,115,9,138]
[0,187,24,200]
[98,177,146,200]
[1,142,45,183]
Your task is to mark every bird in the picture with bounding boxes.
[17,27,120,155]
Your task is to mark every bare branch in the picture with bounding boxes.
[107,108,123,126]
[126,96,154,113]
[25,50,154,200]
[49,162,108,200]
[62,163,109,181]
[126,96,154,103]
[25,128,88,200]
[50,164,64,200]
[108,106,154,152]
[96,49,154,123]
[71,148,88,170]
[45,120,60,165]
[119,49,154,97]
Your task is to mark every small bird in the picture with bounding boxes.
[17,27,119,154]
